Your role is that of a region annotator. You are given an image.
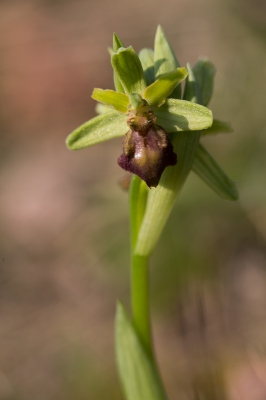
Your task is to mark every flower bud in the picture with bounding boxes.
[117,124,177,188]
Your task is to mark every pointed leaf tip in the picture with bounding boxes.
[154,25,181,99]
[113,33,124,51]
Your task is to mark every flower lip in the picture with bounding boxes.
[117,124,177,188]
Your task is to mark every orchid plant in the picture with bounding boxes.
[66,26,238,400]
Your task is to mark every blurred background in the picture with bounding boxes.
[1,0,266,399]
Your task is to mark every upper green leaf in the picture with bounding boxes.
[155,99,213,132]
[116,303,168,400]
[139,48,155,87]
[112,33,125,93]
[92,89,129,113]
[201,119,233,135]
[154,25,181,99]
[193,58,216,106]
[143,67,188,107]
[192,143,239,201]
[183,63,202,104]
[113,33,124,51]
[66,111,127,150]
[111,47,147,95]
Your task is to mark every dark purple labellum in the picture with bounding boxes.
[117,125,177,188]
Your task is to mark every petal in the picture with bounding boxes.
[66,111,127,150]
[193,58,216,106]
[139,48,155,86]
[92,89,129,113]
[154,25,181,99]
[111,47,146,95]
[155,99,213,132]
[142,68,188,107]
[192,143,239,201]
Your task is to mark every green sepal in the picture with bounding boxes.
[155,99,213,132]
[154,25,181,99]
[66,111,128,150]
[113,33,124,51]
[92,89,129,113]
[135,61,201,256]
[139,48,155,86]
[115,303,168,400]
[111,47,147,95]
[183,63,202,104]
[143,67,188,107]
[201,119,233,135]
[112,33,125,93]
[192,143,239,201]
[193,58,216,106]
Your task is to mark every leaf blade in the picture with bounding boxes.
[201,119,233,135]
[116,303,168,400]
[139,48,155,87]
[192,143,239,201]
[66,111,127,150]
[154,25,181,99]
[112,33,125,93]
[193,58,216,106]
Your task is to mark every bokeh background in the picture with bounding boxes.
[1,0,266,399]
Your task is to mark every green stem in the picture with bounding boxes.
[131,253,153,358]
[129,175,153,358]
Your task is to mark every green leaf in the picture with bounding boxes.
[92,89,129,113]
[192,143,239,201]
[135,63,201,256]
[154,25,181,99]
[143,68,187,107]
[193,58,216,106]
[113,33,124,51]
[111,47,146,95]
[139,48,155,86]
[155,99,213,132]
[112,33,125,93]
[201,119,233,135]
[183,63,202,104]
[116,303,168,400]
[66,111,127,150]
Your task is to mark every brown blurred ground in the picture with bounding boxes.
[1,0,266,399]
